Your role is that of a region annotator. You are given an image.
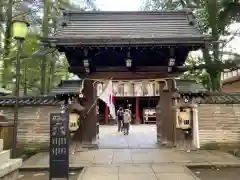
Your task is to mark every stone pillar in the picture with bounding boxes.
[104,104,108,124]
[159,79,176,147]
[135,97,141,124]
[192,106,200,149]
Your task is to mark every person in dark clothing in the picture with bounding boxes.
[117,107,124,132]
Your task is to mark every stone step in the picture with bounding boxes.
[0,150,10,164]
[0,159,22,179]
[0,139,3,151]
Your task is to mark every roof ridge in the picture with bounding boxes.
[0,95,55,100]
[63,10,191,15]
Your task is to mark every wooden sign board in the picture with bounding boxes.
[49,113,69,180]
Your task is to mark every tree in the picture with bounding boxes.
[0,0,97,95]
[142,0,240,91]
[40,0,97,94]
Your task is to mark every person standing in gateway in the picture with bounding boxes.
[123,108,131,135]
[117,106,124,132]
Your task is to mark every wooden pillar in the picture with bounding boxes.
[135,97,141,124]
[156,101,161,144]
[105,104,108,124]
[159,79,176,147]
[73,80,97,147]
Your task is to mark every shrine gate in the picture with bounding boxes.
[43,10,210,147]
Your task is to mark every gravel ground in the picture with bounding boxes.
[18,171,80,180]
[190,167,240,180]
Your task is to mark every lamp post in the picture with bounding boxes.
[12,19,29,158]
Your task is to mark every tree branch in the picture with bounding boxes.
[221,28,240,48]
[4,48,56,61]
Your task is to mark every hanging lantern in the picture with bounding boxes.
[69,113,80,132]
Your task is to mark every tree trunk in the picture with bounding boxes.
[0,1,3,85]
[2,0,13,88]
[47,59,55,92]
[208,71,222,92]
[47,21,57,92]
[41,0,50,94]
[65,69,69,80]
[24,63,27,95]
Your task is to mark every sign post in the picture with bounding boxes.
[49,100,69,180]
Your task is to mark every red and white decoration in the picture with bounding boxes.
[99,80,116,119]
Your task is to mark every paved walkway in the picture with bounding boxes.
[21,125,240,180]
[79,164,196,180]
[99,125,157,149]
[22,149,240,169]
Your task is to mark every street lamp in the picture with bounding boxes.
[12,19,29,158]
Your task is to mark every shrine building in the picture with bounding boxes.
[96,79,206,124]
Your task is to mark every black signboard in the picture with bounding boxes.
[49,113,69,180]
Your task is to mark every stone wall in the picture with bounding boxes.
[198,104,240,147]
[1,105,60,148]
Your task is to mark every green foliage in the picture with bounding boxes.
[142,0,240,92]
[0,0,97,95]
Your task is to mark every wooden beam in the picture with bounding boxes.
[96,66,170,72]
[68,67,86,73]
[69,66,187,73]
[87,72,180,80]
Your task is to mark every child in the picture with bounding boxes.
[123,109,131,135]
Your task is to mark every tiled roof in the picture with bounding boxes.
[199,93,240,104]
[176,80,207,93]
[0,96,60,106]
[50,80,84,95]
[47,11,211,45]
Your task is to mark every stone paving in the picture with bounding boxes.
[78,164,196,180]
[21,125,240,180]
[99,125,158,149]
[22,148,240,169]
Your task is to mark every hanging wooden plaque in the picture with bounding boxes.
[134,82,143,97]
[118,83,124,97]
[113,83,118,96]
[154,82,160,96]
[96,83,103,96]
[124,83,131,96]
[148,82,154,96]
[142,82,148,96]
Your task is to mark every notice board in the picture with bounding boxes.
[49,113,69,180]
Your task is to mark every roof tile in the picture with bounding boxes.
[176,79,206,93]
[51,80,84,95]
[48,11,210,45]
[0,96,60,106]
[199,93,240,104]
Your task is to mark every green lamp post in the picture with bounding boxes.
[12,19,29,158]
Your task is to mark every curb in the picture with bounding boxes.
[19,167,84,171]
[187,164,240,169]
[77,167,88,180]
